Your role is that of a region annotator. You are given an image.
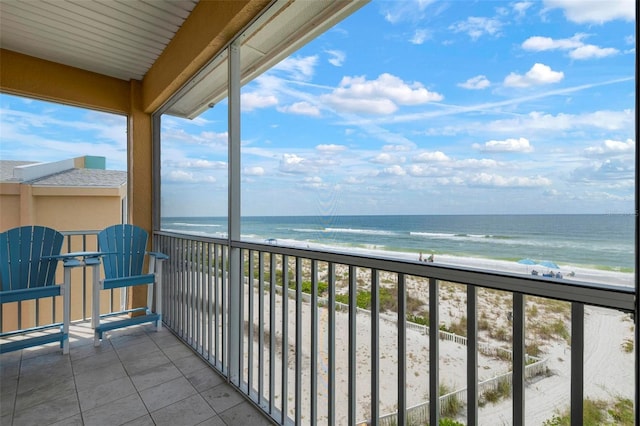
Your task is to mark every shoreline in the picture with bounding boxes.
[267,237,635,288]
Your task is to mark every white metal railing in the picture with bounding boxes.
[155,231,636,426]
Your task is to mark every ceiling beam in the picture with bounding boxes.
[141,0,272,114]
[0,49,130,114]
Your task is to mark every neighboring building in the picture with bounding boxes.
[0,155,127,232]
[0,156,127,330]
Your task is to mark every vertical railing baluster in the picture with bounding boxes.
[183,239,188,340]
[295,257,302,425]
[166,236,172,327]
[239,248,245,389]
[207,243,213,361]
[571,302,584,425]
[178,238,184,337]
[398,273,406,426]
[429,277,439,425]
[191,240,197,346]
[258,251,265,407]
[197,241,202,353]
[310,259,318,423]
[214,243,220,366]
[513,292,525,425]
[248,249,255,395]
[82,233,88,319]
[348,265,357,426]
[371,269,379,426]
[221,246,227,375]
[467,285,478,425]
[269,253,276,415]
[328,262,336,425]
[281,255,289,423]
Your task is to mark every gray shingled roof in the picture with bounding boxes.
[32,168,126,187]
[0,160,37,182]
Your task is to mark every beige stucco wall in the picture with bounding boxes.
[0,184,126,332]
[32,187,125,231]
[0,183,21,231]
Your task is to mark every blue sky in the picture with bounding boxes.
[1,0,636,217]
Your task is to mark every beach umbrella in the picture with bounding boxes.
[518,258,536,273]
[538,260,559,269]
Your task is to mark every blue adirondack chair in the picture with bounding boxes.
[92,224,168,346]
[0,225,70,354]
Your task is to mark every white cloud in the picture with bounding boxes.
[372,153,405,164]
[277,101,320,116]
[302,176,325,188]
[414,151,450,162]
[382,0,436,24]
[274,55,318,81]
[571,159,634,182]
[503,63,564,87]
[584,139,634,155]
[569,45,618,59]
[344,176,364,184]
[458,75,490,90]
[171,159,226,169]
[166,170,216,183]
[512,2,533,17]
[243,166,265,176]
[543,0,634,24]
[473,137,533,153]
[483,109,634,133]
[279,153,308,174]
[381,165,406,176]
[522,34,618,60]
[453,158,500,168]
[241,92,278,111]
[323,73,443,115]
[449,17,503,40]
[469,173,551,187]
[522,34,585,51]
[326,50,346,67]
[383,144,413,152]
[407,164,443,177]
[410,29,430,45]
[316,144,347,154]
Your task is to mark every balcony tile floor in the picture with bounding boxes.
[1,322,274,426]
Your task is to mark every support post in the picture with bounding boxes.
[227,39,241,385]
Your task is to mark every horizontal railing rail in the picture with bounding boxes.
[154,230,636,426]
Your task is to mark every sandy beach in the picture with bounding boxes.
[237,247,635,425]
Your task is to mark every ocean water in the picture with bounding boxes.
[161,214,635,272]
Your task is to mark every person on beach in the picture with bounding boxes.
[419,252,423,262]
[427,254,434,262]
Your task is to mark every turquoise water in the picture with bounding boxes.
[161,214,635,271]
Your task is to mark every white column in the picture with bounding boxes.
[227,39,241,385]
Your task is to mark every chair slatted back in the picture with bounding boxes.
[98,224,148,279]
[0,226,64,291]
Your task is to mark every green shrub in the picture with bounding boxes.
[439,419,465,426]
[335,294,349,305]
[407,314,429,326]
[609,397,634,425]
[482,377,511,404]
[543,398,628,426]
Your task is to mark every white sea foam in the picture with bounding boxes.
[324,227,398,236]
[171,222,221,227]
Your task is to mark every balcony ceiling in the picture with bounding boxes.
[0,0,199,81]
[0,0,368,118]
